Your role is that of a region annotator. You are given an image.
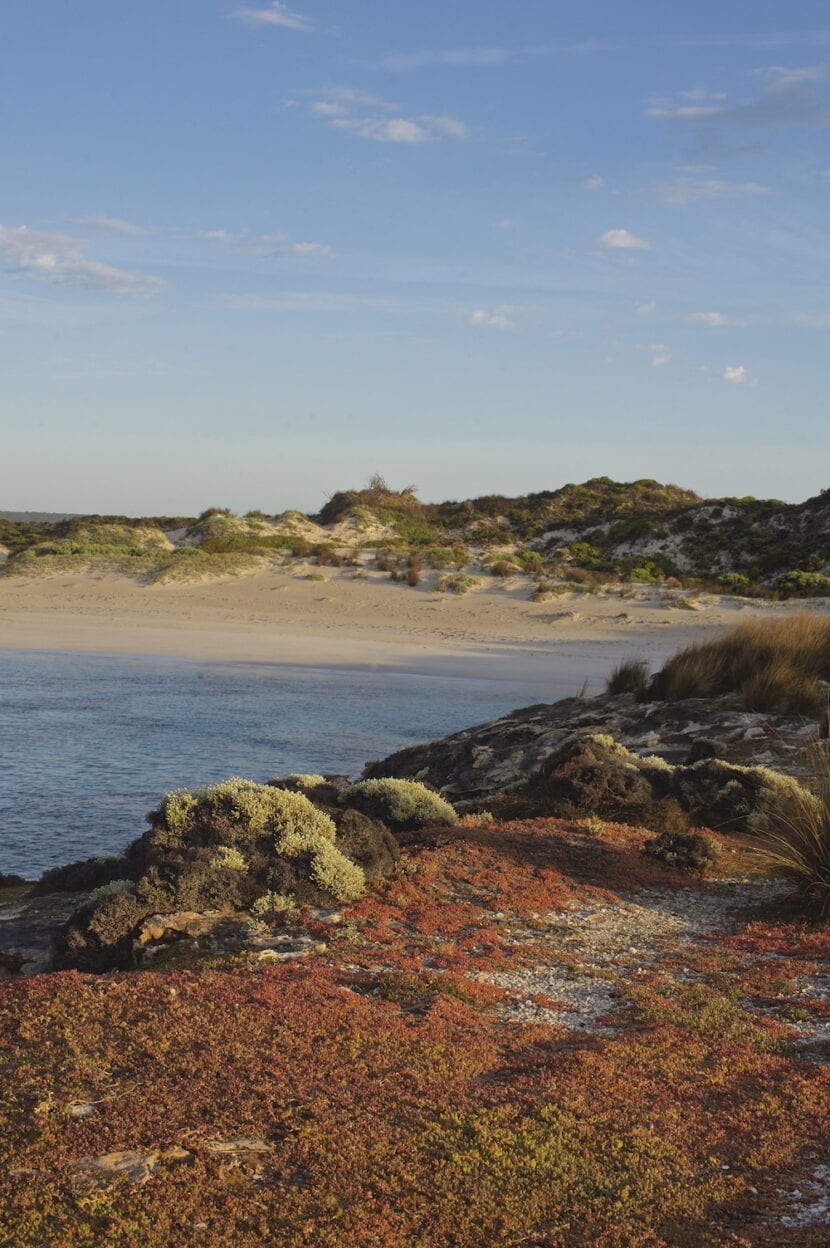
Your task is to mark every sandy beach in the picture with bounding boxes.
[0,564,815,691]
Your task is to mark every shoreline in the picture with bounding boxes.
[0,566,816,689]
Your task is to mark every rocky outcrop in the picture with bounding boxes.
[0,890,86,976]
[364,692,819,803]
[507,734,808,834]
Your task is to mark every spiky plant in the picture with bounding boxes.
[757,741,830,915]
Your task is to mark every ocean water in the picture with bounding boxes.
[0,650,567,878]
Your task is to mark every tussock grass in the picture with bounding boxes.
[606,658,650,700]
[758,742,830,914]
[650,612,830,712]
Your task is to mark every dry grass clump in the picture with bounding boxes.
[606,658,650,700]
[650,612,830,712]
[757,743,830,914]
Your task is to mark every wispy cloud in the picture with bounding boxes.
[280,241,335,258]
[379,33,830,72]
[230,2,312,32]
[647,63,830,127]
[575,173,604,190]
[652,177,771,203]
[197,227,334,257]
[650,344,672,367]
[636,301,656,316]
[599,228,651,250]
[70,214,150,236]
[379,41,612,71]
[0,224,163,296]
[221,290,405,315]
[299,86,468,143]
[468,306,515,330]
[687,311,730,327]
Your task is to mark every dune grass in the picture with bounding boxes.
[649,612,830,712]
[758,742,830,915]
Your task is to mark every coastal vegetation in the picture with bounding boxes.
[3,617,830,1242]
[2,475,829,597]
[2,815,829,1246]
[610,614,830,714]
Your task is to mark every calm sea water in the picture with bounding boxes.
[0,650,566,878]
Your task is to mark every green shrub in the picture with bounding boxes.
[251,891,300,921]
[437,573,479,595]
[515,550,546,573]
[490,559,521,577]
[209,846,249,873]
[342,779,458,831]
[423,546,460,569]
[157,778,337,845]
[86,879,134,906]
[270,774,327,791]
[775,571,830,598]
[720,572,751,593]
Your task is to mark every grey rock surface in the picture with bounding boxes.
[364,692,819,802]
[0,890,86,976]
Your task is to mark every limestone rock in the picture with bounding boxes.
[71,1150,158,1186]
[365,692,818,803]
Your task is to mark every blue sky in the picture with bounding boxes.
[1,1,828,513]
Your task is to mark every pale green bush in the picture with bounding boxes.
[343,779,458,830]
[251,892,300,921]
[437,573,479,595]
[276,825,365,903]
[160,778,336,842]
[87,879,134,905]
[271,773,327,791]
[209,846,249,873]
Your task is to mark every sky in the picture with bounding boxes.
[1,1,829,514]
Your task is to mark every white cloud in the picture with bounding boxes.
[549,328,583,339]
[599,228,651,250]
[310,101,348,117]
[312,86,394,109]
[679,85,728,102]
[636,301,656,316]
[760,64,829,91]
[334,117,432,143]
[647,64,830,127]
[421,114,469,138]
[468,306,515,330]
[282,241,335,257]
[576,173,604,190]
[0,224,163,296]
[650,344,672,367]
[197,228,333,256]
[720,364,756,385]
[653,178,770,203]
[70,214,149,235]
[197,228,288,249]
[231,2,312,32]
[303,85,468,143]
[688,311,729,326]
[379,41,615,71]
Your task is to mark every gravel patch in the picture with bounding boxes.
[778,1164,830,1229]
[471,877,788,1033]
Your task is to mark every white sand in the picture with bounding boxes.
[0,566,811,691]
